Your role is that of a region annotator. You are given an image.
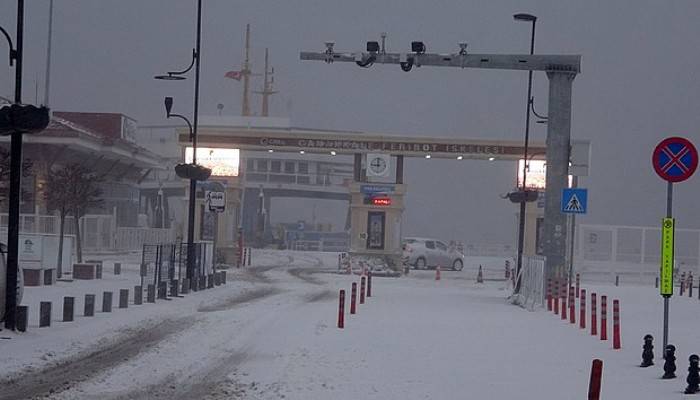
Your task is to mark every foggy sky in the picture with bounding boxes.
[1,0,699,244]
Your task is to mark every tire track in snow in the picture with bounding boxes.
[0,317,197,400]
[197,287,282,312]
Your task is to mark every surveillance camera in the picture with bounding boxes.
[411,41,426,54]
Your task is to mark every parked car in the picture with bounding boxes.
[402,237,464,271]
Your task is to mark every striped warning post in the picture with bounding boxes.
[591,293,598,336]
[612,299,621,349]
[580,289,586,330]
[600,295,608,341]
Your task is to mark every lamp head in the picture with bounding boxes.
[164,97,173,117]
[154,73,186,81]
[513,13,537,22]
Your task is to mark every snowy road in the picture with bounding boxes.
[1,251,696,399]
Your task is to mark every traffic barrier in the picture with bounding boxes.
[641,334,654,367]
[576,273,580,297]
[350,282,357,314]
[435,266,441,281]
[367,271,372,297]
[612,299,621,349]
[476,265,484,284]
[569,286,576,325]
[600,296,608,341]
[39,301,51,327]
[553,279,560,315]
[591,293,597,336]
[587,359,603,400]
[338,290,345,329]
[360,277,366,304]
[580,289,586,329]
[63,296,74,322]
[546,278,553,311]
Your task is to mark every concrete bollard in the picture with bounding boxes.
[84,294,95,316]
[600,295,608,341]
[157,282,167,299]
[39,302,52,327]
[119,289,129,309]
[134,286,143,305]
[102,292,113,312]
[147,284,156,303]
[663,344,677,379]
[641,334,654,367]
[16,305,28,332]
[587,359,603,400]
[684,354,700,394]
[591,293,598,336]
[612,299,621,349]
[114,262,121,275]
[181,279,190,294]
[338,290,345,329]
[63,296,74,322]
[170,279,179,297]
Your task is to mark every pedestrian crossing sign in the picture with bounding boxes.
[561,188,588,214]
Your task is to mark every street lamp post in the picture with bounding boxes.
[155,0,207,282]
[513,12,537,294]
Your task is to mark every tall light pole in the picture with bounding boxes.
[513,12,537,294]
[155,0,209,283]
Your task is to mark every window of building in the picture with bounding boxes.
[271,160,281,173]
[257,160,268,172]
[284,162,295,174]
[298,162,308,174]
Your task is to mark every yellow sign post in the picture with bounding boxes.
[660,218,675,296]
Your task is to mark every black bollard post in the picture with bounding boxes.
[214,272,221,286]
[84,294,95,316]
[102,292,113,312]
[119,289,129,308]
[208,274,214,289]
[147,284,156,303]
[39,302,52,327]
[191,277,199,292]
[690,275,694,298]
[134,285,143,305]
[640,334,654,367]
[663,344,677,379]
[367,270,372,297]
[181,279,190,294]
[157,282,167,299]
[685,354,700,394]
[221,271,227,284]
[615,275,619,286]
[16,306,28,332]
[63,297,74,322]
[247,248,252,266]
[655,277,659,288]
[199,276,206,291]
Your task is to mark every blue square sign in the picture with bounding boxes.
[561,188,588,214]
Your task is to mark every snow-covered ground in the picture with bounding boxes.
[0,250,695,399]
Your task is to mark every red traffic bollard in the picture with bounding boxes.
[588,359,603,400]
[547,278,553,311]
[612,299,621,349]
[561,295,568,321]
[367,270,372,297]
[553,280,560,315]
[600,295,608,341]
[569,286,576,325]
[576,273,580,298]
[580,289,586,330]
[338,290,345,329]
[350,282,357,315]
[591,293,598,336]
[360,277,366,304]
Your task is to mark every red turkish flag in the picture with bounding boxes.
[225,70,242,81]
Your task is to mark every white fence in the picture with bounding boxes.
[511,256,546,311]
[0,214,172,252]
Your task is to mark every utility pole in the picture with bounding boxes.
[241,23,251,116]
[43,0,53,107]
[255,48,277,117]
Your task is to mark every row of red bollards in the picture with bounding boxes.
[338,271,372,329]
[546,274,622,350]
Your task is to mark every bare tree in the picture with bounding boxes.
[44,163,103,267]
[0,147,33,208]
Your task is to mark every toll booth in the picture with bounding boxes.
[348,182,406,267]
